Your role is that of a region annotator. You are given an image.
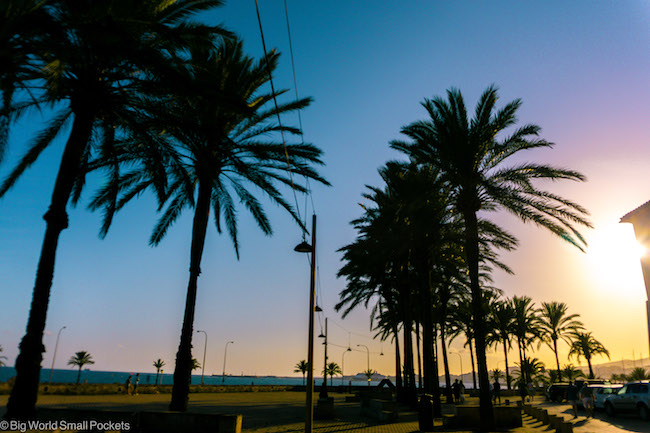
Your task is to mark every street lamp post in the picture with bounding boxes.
[48,326,66,384]
[197,330,208,385]
[222,340,234,383]
[295,214,317,433]
[319,317,328,398]
[357,344,370,386]
[342,347,351,385]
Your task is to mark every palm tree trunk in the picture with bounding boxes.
[440,323,453,403]
[303,373,305,386]
[553,339,562,381]
[462,205,494,428]
[169,179,212,412]
[393,321,403,400]
[502,340,511,390]
[587,357,594,379]
[76,367,82,385]
[403,317,417,406]
[469,338,477,389]
[5,112,94,420]
[421,276,441,417]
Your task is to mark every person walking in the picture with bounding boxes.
[133,373,140,395]
[492,379,501,405]
[579,381,594,418]
[452,379,460,404]
[124,375,132,396]
[567,381,579,418]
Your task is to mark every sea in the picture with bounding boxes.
[0,367,389,387]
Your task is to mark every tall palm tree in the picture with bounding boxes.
[538,301,583,381]
[391,86,592,426]
[1,0,226,419]
[153,358,165,385]
[294,360,308,386]
[322,362,342,387]
[67,351,94,385]
[568,331,610,379]
[93,39,328,412]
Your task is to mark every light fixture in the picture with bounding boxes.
[314,305,322,312]
[294,241,312,253]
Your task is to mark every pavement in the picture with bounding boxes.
[1,392,648,432]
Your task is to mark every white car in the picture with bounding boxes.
[593,384,623,410]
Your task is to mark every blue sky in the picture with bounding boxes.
[1,1,650,378]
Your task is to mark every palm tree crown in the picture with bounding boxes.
[67,350,94,384]
[538,301,583,381]
[568,331,610,379]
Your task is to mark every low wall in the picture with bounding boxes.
[0,383,293,395]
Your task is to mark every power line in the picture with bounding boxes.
[253,0,302,224]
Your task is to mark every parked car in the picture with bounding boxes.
[546,383,570,402]
[604,380,650,420]
[591,384,623,409]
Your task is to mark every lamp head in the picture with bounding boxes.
[294,241,312,253]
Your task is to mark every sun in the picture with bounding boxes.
[586,223,645,290]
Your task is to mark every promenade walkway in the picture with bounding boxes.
[1,392,646,432]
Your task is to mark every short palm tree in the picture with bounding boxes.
[391,86,591,426]
[491,368,504,383]
[568,331,610,379]
[322,362,342,387]
[511,296,541,381]
[1,0,226,419]
[91,39,328,412]
[562,364,586,381]
[67,351,94,385]
[488,298,515,390]
[153,359,165,385]
[627,367,650,381]
[513,357,545,387]
[294,360,308,386]
[538,301,583,381]
[191,358,201,372]
[363,368,377,385]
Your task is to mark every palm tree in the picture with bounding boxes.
[191,358,201,372]
[294,360,308,386]
[67,351,94,385]
[513,357,545,387]
[568,331,610,379]
[2,0,226,419]
[153,359,165,385]
[0,345,8,367]
[627,367,650,381]
[488,298,515,390]
[511,296,541,382]
[322,362,342,387]
[391,86,592,426]
[363,368,377,385]
[491,368,504,383]
[91,39,328,412]
[538,302,583,382]
[562,364,586,381]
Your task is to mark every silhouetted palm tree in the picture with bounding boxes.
[191,358,201,372]
[153,359,165,385]
[322,362,342,387]
[391,86,591,426]
[1,0,226,419]
[92,39,328,412]
[513,357,545,387]
[511,296,541,382]
[568,331,610,379]
[363,368,377,385]
[627,367,650,381]
[491,368,504,383]
[294,360,308,386]
[488,298,515,390]
[562,364,586,381]
[67,351,94,385]
[539,301,583,382]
